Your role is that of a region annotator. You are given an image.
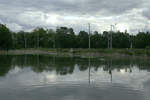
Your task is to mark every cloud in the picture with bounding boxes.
[7,23,23,32]
[0,0,150,33]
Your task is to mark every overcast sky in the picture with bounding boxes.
[0,0,150,34]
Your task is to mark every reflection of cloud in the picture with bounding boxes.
[120,69,126,74]
[111,67,150,90]
[46,73,57,82]
[0,64,150,95]
[8,66,21,75]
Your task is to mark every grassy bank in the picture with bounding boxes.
[0,48,150,58]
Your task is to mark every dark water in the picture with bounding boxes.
[0,55,150,100]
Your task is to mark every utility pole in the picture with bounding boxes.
[107,33,110,49]
[110,25,113,49]
[24,32,27,49]
[130,33,133,49]
[109,59,112,83]
[12,33,15,49]
[88,23,91,49]
[88,56,91,84]
[53,29,56,49]
[37,32,39,48]
[53,34,55,48]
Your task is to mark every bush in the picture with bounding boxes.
[146,46,150,49]
[146,46,150,56]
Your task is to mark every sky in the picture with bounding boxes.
[0,0,150,34]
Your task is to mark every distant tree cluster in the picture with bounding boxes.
[0,23,150,50]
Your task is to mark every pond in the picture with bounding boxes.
[0,55,150,100]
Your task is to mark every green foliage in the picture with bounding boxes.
[146,50,150,56]
[146,46,150,49]
[112,32,130,48]
[91,31,107,48]
[146,46,150,56]
[1,23,150,50]
[77,31,89,48]
[0,24,12,50]
[133,32,150,48]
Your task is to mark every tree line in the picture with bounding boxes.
[0,23,150,50]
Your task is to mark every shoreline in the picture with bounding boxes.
[0,48,149,59]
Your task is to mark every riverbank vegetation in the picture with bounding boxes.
[0,23,150,56]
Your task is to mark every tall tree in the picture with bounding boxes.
[77,31,89,48]
[0,24,12,50]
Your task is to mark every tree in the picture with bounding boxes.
[55,27,76,48]
[112,31,130,48]
[1,24,150,49]
[32,27,48,48]
[15,31,26,49]
[0,24,12,50]
[77,31,89,48]
[134,32,150,48]
[47,29,55,48]
[91,31,107,48]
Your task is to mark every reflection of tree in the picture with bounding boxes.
[1,55,150,76]
[104,58,112,82]
[102,57,150,73]
[129,63,133,73]
[78,63,88,71]
[89,57,91,84]
[0,55,12,76]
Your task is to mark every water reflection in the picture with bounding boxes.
[0,55,150,100]
[0,55,149,76]
[0,55,150,77]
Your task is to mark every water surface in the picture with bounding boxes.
[0,55,150,100]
